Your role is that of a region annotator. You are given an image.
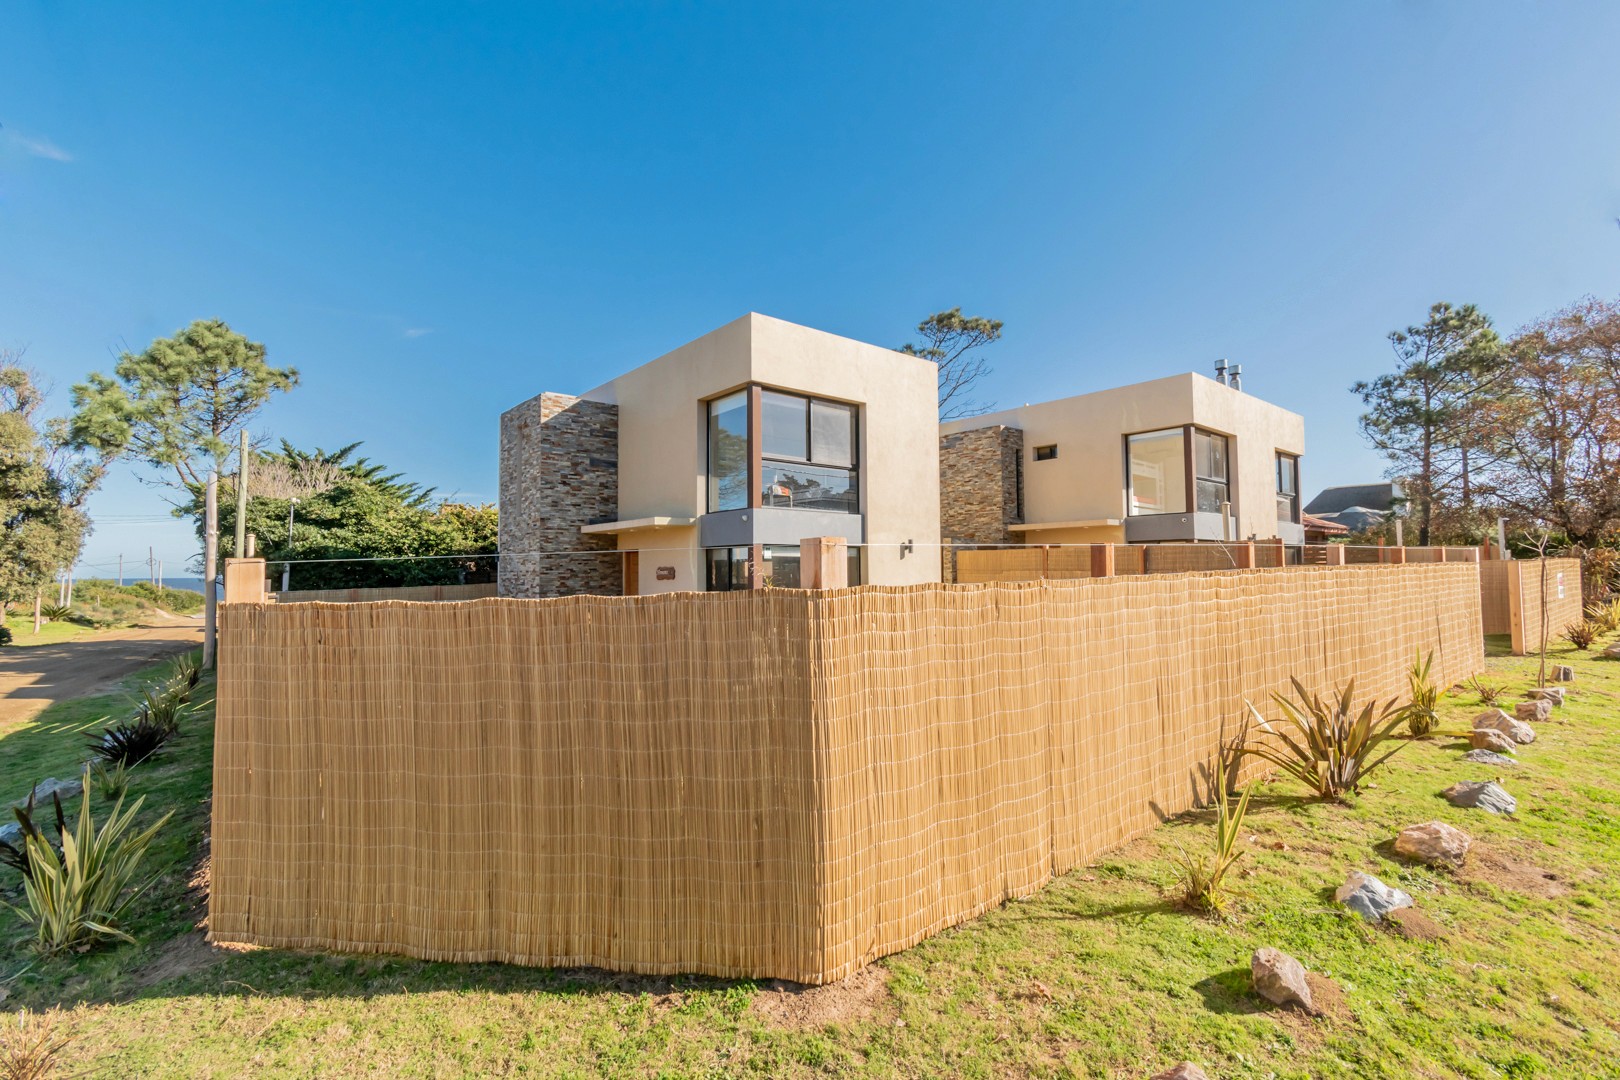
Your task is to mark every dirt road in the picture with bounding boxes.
[0,618,204,726]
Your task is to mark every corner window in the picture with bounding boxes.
[1033,444,1057,461]
[706,392,749,513]
[1193,430,1230,513]
[1127,429,1187,515]
[705,545,863,591]
[1276,453,1300,523]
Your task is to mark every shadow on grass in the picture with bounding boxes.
[1191,966,1270,1017]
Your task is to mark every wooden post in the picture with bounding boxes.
[801,537,849,589]
[1270,536,1285,567]
[33,590,42,635]
[1437,547,1449,563]
[1507,558,1526,656]
[1323,544,1346,566]
[1089,543,1115,579]
[1389,546,1407,565]
[1232,542,1255,569]
[1041,545,1050,580]
[222,558,268,605]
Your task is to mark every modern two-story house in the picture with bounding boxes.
[499,313,942,597]
[938,370,1306,550]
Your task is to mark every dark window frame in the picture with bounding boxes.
[705,384,861,516]
[1275,451,1301,524]
[1033,444,1057,461]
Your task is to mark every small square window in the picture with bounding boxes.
[1033,445,1057,461]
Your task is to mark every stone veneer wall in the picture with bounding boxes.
[938,425,1024,581]
[498,392,622,598]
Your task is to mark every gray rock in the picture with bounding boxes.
[1334,870,1415,922]
[1552,665,1576,682]
[1474,710,1536,745]
[10,776,82,811]
[1469,728,1518,754]
[1462,749,1519,767]
[1150,1066,1210,1080]
[1251,947,1314,1011]
[1515,700,1552,723]
[1394,821,1473,868]
[1525,687,1564,705]
[0,822,18,848]
[1444,781,1517,815]
[1603,641,1620,659]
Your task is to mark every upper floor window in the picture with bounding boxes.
[1276,453,1300,523]
[1127,429,1187,516]
[1193,430,1230,513]
[1033,444,1057,461]
[706,387,860,514]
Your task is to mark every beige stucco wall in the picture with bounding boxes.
[940,373,1305,543]
[582,313,941,593]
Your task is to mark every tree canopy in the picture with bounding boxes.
[899,308,1004,420]
[0,354,105,608]
[70,319,298,489]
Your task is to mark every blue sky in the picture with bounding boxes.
[3,2,1618,575]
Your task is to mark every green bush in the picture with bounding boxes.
[0,624,12,646]
[1234,678,1407,802]
[1400,651,1442,736]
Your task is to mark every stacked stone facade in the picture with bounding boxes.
[498,392,622,598]
[938,425,1023,580]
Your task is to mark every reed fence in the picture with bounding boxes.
[211,562,1483,984]
[272,583,499,605]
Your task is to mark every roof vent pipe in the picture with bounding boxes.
[1229,365,1242,392]
[1214,358,1229,386]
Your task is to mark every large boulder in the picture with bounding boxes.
[1335,871,1415,922]
[1251,947,1313,1011]
[1395,821,1473,868]
[1469,728,1518,754]
[1462,749,1519,767]
[1514,700,1552,723]
[1551,665,1576,682]
[1444,781,1516,815]
[1474,710,1536,745]
[8,776,82,813]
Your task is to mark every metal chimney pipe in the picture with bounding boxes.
[1229,365,1243,391]
[1214,358,1228,386]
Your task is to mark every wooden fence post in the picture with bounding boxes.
[1324,544,1346,566]
[801,537,848,590]
[222,558,269,605]
[1232,542,1255,569]
[1089,543,1114,579]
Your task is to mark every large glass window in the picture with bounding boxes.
[760,391,808,459]
[1194,430,1230,513]
[705,545,863,591]
[1276,453,1300,523]
[1127,429,1187,515]
[706,391,749,512]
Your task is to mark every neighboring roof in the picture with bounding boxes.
[1301,512,1350,536]
[1313,507,1390,533]
[1304,482,1403,516]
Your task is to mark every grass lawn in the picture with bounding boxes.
[3,633,1620,1078]
[2,616,103,648]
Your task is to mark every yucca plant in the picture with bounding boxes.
[0,1010,74,1080]
[37,604,72,623]
[6,769,173,955]
[87,714,174,767]
[1170,755,1254,916]
[167,652,202,697]
[0,790,67,883]
[1399,650,1441,736]
[1468,676,1506,707]
[1233,678,1407,802]
[90,760,130,802]
[1563,619,1600,650]
[134,683,187,735]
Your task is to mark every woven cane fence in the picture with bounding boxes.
[211,563,1483,984]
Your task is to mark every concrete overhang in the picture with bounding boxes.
[579,516,698,535]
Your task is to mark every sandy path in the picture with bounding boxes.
[0,618,204,726]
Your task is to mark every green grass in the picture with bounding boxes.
[2,616,103,647]
[3,637,1620,1077]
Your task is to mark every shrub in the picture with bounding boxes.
[6,769,173,955]
[1170,755,1254,916]
[1400,650,1441,736]
[0,790,67,883]
[1233,678,1407,802]
[0,1010,74,1080]
[91,760,130,802]
[169,651,202,692]
[1563,619,1600,650]
[0,625,11,647]
[1468,676,1506,707]
[135,684,187,735]
[37,604,71,623]
[87,715,175,767]
[1586,598,1620,634]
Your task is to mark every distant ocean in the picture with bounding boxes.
[157,578,206,594]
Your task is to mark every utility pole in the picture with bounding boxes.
[203,469,219,668]
[281,497,299,593]
[149,546,156,586]
[235,428,250,560]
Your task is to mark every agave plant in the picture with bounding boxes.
[6,768,173,955]
[87,714,175,768]
[0,790,67,883]
[37,604,72,623]
[1170,755,1254,916]
[1233,678,1407,802]
[1467,675,1506,707]
[1399,651,1441,737]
